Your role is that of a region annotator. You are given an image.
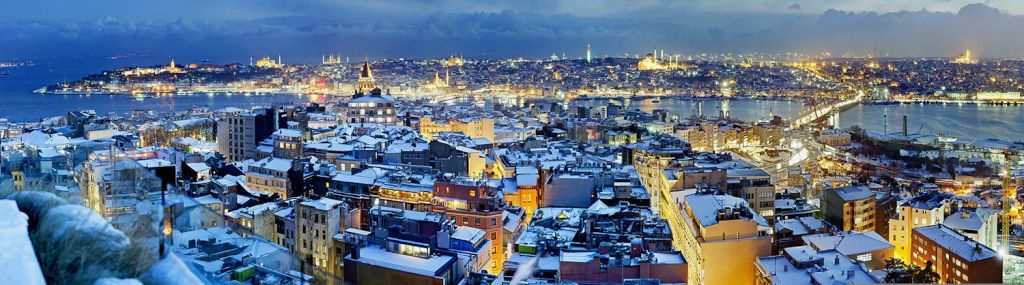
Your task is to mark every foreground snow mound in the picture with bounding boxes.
[141,253,208,285]
[5,191,68,231]
[0,200,47,285]
[34,204,132,284]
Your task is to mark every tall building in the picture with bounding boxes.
[821,186,876,233]
[677,193,772,285]
[888,192,955,261]
[217,108,279,162]
[294,196,344,275]
[272,129,304,159]
[346,88,396,125]
[726,168,776,218]
[912,225,1001,284]
[432,178,506,273]
[586,43,591,63]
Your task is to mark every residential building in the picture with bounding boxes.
[912,225,1002,284]
[801,231,895,270]
[821,186,876,233]
[295,196,344,275]
[943,207,1000,255]
[676,193,771,285]
[888,192,956,261]
[755,246,880,285]
[217,108,280,162]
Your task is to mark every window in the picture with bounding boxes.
[856,253,872,262]
[491,218,497,226]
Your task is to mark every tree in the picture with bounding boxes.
[883,258,940,283]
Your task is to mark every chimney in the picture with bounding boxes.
[902,115,907,137]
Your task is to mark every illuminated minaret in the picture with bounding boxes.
[586,43,592,63]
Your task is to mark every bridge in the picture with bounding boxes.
[788,91,865,130]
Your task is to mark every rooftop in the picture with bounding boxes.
[801,231,893,256]
[828,186,874,202]
[349,245,454,276]
[914,225,997,262]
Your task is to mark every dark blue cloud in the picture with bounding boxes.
[1,1,1022,60]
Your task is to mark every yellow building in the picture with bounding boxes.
[503,167,541,222]
[888,192,955,261]
[821,186,877,233]
[418,117,495,143]
[677,193,772,285]
[245,157,293,199]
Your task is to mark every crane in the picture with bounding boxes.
[1002,148,1020,257]
[934,146,1019,255]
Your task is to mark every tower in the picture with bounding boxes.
[357,57,376,94]
[586,43,592,63]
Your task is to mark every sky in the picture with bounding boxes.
[2,0,1023,61]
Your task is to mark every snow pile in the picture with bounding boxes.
[5,191,68,231]
[141,253,207,285]
[33,204,132,284]
[0,200,47,285]
[92,278,143,285]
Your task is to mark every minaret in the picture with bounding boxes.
[250,57,253,66]
[586,43,592,63]
[445,67,450,85]
[278,55,282,65]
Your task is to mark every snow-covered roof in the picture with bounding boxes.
[802,231,893,256]
[451,227,485,243]
[914,225,997,262]
[16,130,70,148]
[136,159,172,168]
[943,208,998,232]
[274,129,303,138]
[299,197,342,211]
[349,246,453,276]
[684,194,768,228]
[757,246,879,285]
[186,162,211,172]
[252,157,293,172]
[828,186,873,202]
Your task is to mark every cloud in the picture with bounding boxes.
[1,2,1022,60]
[788,3,802,11]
